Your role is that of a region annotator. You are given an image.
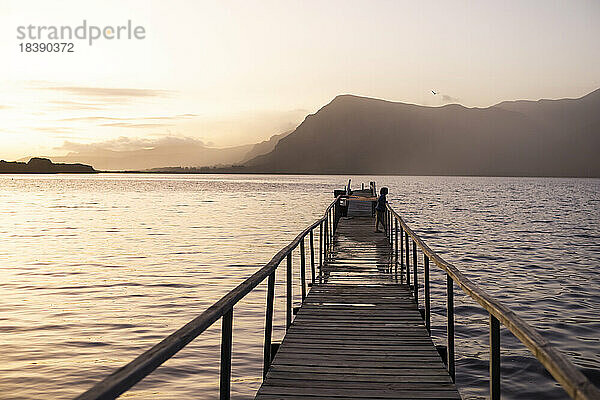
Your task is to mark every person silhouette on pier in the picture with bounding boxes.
[375,187,388,233]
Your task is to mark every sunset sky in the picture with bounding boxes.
[1,0,599,161]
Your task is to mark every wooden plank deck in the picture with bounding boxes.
[255,211,461,399]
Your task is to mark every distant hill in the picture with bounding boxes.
[240,131,290,163]
[0,157,96,173]
[17,134,291,171]
[22,137,254,171]
[245,89,600,177]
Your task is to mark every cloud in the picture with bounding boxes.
[100,122,171,128]
[431,90,460,104]
[57,136,207,153]
[32,126,75,133]
[141,113,199,120]
[54,135,88,140]
[60,116,123,122]
[442,94,460,103]
[60,114,198,122]
[42,86,171,98]
[54,114,199,129]
[49,100,103,110]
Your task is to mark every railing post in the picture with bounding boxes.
[388,210,392,243]
[328,211,332,257]
[413,240,418,306]
[319,221,323,283]
[286,253,292,329]
[309,229,315,284]
[390,212,393,245]
[300,238,306,302]
[263,271,275,377]
[334,200,338,232]
[447,274,455,382]
[329,209,333,251]
[400,225,404,280]
[391,211,394,247]
[405,232,410,286]
[330,207,332,234]
[394,219,398,266]
[324,216,328,261]
[490,314,501,400]
[327,209,330,241]
[386,209,390,241]
[219,308,233,400]
[332,203,335,233]
[323,216,327,261]
[384,209,388,239]
[331,207,334,237]
[424,255,431,333]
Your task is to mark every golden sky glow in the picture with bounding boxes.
[1,0,599,160]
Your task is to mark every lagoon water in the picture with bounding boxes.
[1,174,599,399]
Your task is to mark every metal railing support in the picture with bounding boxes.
[424,254,431,333]
[309,229,315,284]
[219,309,233,400]
[400,225,404,278]
[286,253,292,329]
[389,210,393,244]
[447,274,455,382]
[394,219,398,262]
[405,231,410,286]
[263,271,275,377]
[319,221,323,283]
[490,314,501,400]
[300,239,306,302]
[413,240,418,305]
[324,216,328,261]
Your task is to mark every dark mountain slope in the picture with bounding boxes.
[240,131,290,163]
[246,90,600,177]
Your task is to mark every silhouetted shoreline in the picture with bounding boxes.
[0,158,97,174]
[96,168,600,178]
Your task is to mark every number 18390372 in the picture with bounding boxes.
[19,42,74,52]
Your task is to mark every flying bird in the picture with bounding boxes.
[431,90,438,95]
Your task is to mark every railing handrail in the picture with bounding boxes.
[76,196,342,400]
[386,204,600,400]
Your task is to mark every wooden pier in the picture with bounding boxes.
[255,212,460,399]
[77,183,600,400]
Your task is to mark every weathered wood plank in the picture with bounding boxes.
[277,348,442,356]
[272,359,447,369]
[265,371,454,383]
[266,364,453,376]
[258,386,461,399]
[274,354,443,362]
[264,378,457,390]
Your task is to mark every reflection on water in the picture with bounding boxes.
[0,174,598,399]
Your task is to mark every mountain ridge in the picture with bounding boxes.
[245,88,600,177]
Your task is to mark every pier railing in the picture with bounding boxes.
[75,194,598,400]
[76,196,342,400]
[384,203,600,400]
